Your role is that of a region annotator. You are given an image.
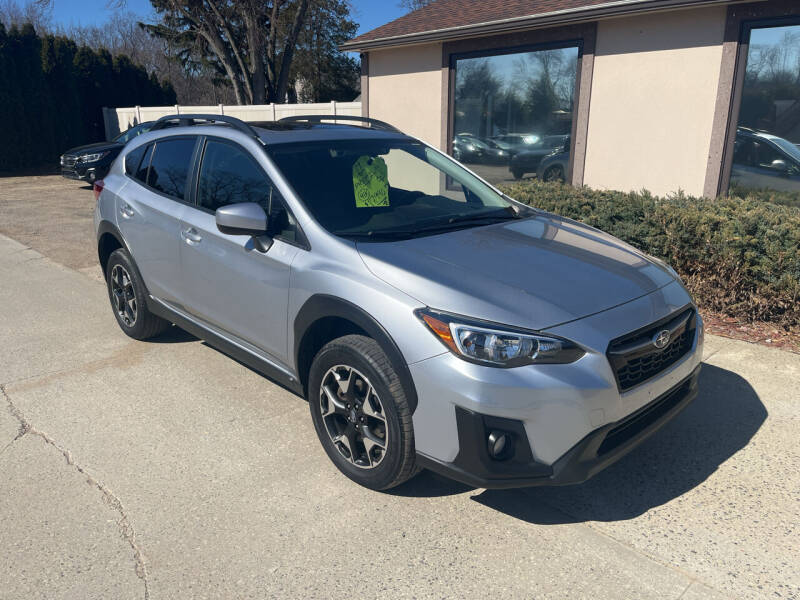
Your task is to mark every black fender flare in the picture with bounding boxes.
[294,294,418,413]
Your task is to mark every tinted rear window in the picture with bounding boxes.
[124,144,147,176]
[147,138,196,199]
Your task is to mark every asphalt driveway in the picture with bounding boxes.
[0,176,798,599]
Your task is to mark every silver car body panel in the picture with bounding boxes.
[95,120,705,486]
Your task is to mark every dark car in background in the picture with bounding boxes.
[510,135,570,180]
[489,133,540,158]
[60,121,153,183]
[730,127,800,193]
[452,134,509,164]
[536,137,571,183]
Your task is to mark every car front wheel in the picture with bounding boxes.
[308,334,419,490]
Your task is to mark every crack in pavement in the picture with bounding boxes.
[1,384,150,600]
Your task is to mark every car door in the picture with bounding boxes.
[178,136,302,366]
[117,137,198,303]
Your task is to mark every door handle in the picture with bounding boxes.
[119,204,134,219]
[181,227,202,244]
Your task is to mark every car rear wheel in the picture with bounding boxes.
[308,334,419,490]
[105,248,170,340]
[511,168,524,180]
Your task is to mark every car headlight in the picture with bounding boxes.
[79,151,109,163]
[466,144,476,151]
[416,309,585,367]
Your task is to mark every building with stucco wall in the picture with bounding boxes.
[343,0,800,199]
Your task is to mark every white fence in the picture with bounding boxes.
[103,101,362,140]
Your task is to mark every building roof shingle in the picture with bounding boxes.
[343,0,720,50]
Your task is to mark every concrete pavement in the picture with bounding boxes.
[0,225,798,599]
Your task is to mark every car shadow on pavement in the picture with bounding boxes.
[395,364,767,522]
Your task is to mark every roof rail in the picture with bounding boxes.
[150,114,262,141]
[278,114,399,132]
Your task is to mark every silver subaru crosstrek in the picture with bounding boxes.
[94,114,703,490]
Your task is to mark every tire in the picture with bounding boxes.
[308,334,419,490]
[511,168,524,180]
[105,248,170,340]
[543,165,565,183]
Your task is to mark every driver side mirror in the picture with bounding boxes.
[215,202,272,251]
[770,159,789,173]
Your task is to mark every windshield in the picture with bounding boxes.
[267,139,518,240]
[113,123,148,144]
[770,136,800,164]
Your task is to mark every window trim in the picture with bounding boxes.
[442,22,597,187]
[123,135,201,206]
[189,135,310,250]
[705,0,800,197]
[719,14,800,196]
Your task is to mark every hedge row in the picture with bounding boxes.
[499,180,800,328]
[0,22,176,173]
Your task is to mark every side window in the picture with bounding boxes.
[732,137,755,167]
[147,138,196,199]
[197,139,299,242]
[754,142,784,170]
[124,144,147,177]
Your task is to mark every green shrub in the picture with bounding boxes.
[499,180,800,328]
[727,183,800,209]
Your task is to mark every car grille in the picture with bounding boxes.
[607,307,696,392]
[61,154,77,168]
[597,376,693,455]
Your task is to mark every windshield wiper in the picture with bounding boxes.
[335,211,523,242]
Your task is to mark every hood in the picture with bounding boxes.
[62,141,122,156]
[357,213,676,331]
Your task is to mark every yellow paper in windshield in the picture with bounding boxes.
[353,155,389,207]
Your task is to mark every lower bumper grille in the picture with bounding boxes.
[597,377,692,455]
[607,307,696,392]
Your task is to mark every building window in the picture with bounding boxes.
[729,22,800,200]
[452,44,579,186]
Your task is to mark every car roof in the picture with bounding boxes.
[250,122,411,145]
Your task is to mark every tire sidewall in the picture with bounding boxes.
[105,248,149,339]
[308,339,407,490]
[545,166,564,182]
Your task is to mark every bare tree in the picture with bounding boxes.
[146,0,311,105]
[399,0,434,12]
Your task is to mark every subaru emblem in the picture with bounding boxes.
[653,329,671,349]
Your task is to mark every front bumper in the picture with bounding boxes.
[416,365,700,489]
[61,166,100,182]
[409,282,704,488]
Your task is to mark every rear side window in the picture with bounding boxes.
[124,144,147,177]
[147,138,196,199]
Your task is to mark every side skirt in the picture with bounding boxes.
[147,296,305,397]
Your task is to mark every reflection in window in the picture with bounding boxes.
[729,24,800,201]
[197,140,298,242]
[452,45,579,185]
[147,138,195,199]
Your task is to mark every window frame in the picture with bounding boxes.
[189,135,309,250]
[447,37,586,186]
[123,135,202,206]
[718,14,800,195]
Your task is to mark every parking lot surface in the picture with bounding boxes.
[1,176,798,599]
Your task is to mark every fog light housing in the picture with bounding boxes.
[487,430,514,461]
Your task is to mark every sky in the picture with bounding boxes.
[49,0,406,40]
